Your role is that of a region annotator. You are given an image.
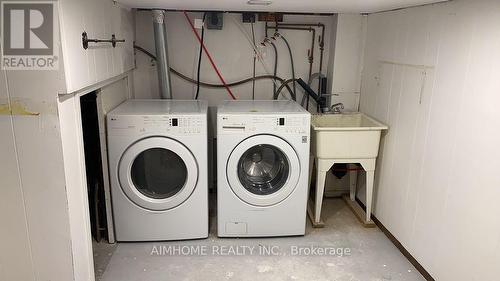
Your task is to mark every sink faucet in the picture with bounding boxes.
[330,103,344,114]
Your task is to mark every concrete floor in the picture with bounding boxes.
[94,198,425,281]
[93,240,117,280]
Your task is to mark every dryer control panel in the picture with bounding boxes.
[107,115,205,136]
[218,114,309,135]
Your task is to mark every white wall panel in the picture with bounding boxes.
[1,2,135,280]
[328,14,365,111]
[331,14,364,94]
[0,71,35,281]
[59,0,134,93]
[7,79,74,281]
[100,78,129,113]
[360,0,500,279]
[1,63,75,281]
[58,95,95,281]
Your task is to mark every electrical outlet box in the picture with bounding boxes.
[207,12,223,30]
[194,18,204,29]
[242,13,256,23]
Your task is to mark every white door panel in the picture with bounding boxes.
[59,0,134,93]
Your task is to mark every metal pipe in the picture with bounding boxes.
[152,10,173,99]
[273,23,325,94]
[266,26,315,78]
[266,25,316,109]
[267,25,317,109]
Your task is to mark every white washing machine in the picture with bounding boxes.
[217,100,311,237]
[107,100,208,241]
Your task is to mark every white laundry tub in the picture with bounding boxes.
[311,113,388,159]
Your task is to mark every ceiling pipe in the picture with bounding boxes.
[152,10,173,99]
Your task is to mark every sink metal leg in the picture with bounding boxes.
[341,158,376,227]
[308,156,314,193]
[314,159,328,225]
[365,170,375,223]
[349,163,358,201]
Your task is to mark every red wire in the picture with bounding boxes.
[182,11,236,100]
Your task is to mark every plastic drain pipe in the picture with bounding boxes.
[152,10,173,99]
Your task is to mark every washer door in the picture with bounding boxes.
[226,135,300,207]
[118,137,198,211]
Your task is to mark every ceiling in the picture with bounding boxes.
[116,0,449,14]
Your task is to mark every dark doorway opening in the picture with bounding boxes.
[80,91,108,242]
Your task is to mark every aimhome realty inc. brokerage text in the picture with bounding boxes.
[150,244,352,257]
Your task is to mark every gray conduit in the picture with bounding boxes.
[152,10,173,99]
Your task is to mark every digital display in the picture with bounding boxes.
[172,118,178,126]
[279,118,285,126]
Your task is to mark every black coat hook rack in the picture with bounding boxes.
[82,31,125,50]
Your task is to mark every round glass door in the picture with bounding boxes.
[119,137,198,211]
[226,135,300,207]
[130,148,187,199]
[237,144,289,195]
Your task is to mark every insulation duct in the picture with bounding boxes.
[152,10,173,99]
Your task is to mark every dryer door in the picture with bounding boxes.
[118,137,198,211]
[226,134,300,207]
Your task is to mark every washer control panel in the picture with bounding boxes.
[108,115,205,136]
[218,115,309,134]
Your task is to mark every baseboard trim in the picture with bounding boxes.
[355,198,435,281]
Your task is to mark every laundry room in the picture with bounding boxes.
[1,1,500,281]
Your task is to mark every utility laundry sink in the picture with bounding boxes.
[311,113,388,159]
[308,112,388,227]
